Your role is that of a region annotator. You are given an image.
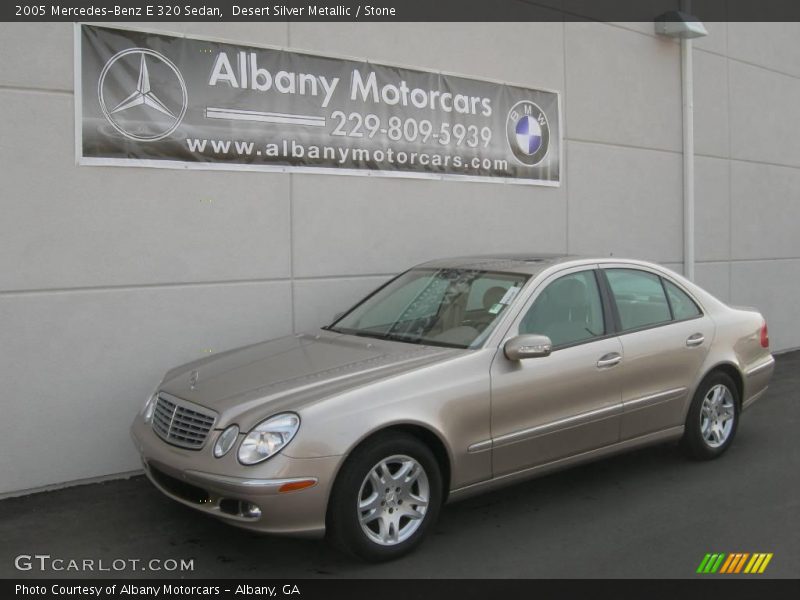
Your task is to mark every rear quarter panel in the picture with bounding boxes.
[694,302,773,411]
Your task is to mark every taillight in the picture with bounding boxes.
[760,321,769,348]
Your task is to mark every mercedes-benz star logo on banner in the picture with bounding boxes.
[505,100,550,166]
[97,48,188,142]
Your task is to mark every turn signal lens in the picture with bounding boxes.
[214,425,240,458]
[278,479,316,493]
[760,321,769,348]
[142,393,157,424]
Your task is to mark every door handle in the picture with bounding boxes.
[597,352,622,368]
[686,333,705,347]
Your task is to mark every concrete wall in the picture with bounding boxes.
[1,20,798,495]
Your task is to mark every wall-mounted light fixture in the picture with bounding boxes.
[655,11,709,39]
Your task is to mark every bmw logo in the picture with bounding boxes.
[505,100,550,166]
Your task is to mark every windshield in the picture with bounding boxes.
[326,268,530,348]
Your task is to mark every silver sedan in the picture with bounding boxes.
[131,255,774,561]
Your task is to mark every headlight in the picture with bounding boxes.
[142,393,157,424]
[238,413,300,465]
[214,425,240,458]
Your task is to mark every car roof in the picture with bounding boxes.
[416,253,588,275]
[414,254,674,277]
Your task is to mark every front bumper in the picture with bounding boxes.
[130,416,341,537]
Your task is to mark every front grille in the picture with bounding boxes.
[151,393,216,450]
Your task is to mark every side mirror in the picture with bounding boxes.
[504,334,553,360]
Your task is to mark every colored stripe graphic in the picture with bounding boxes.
[696,554,712,573]
[758,554,773,573]
[745,554,760,573]
[700,552,773,574]
[699,553,727,573]
[733,553,750,573]
[710,553,726,573]
[719,554,736,573]
[744,553,774,574]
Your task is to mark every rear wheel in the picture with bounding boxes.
[326,433,442,561]
[682,372,740,460]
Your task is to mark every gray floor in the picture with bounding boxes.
[2,352,798,579]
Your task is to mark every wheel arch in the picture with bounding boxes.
[332,421,454,504]
[695,361,745,409]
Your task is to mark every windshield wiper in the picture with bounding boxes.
[338,329,423,345]
[338,328,466,349]
[381,332,423,344]
[342,330,389,341]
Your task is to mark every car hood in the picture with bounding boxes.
[159,331,461,422]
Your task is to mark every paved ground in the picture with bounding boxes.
[1,352,797,579]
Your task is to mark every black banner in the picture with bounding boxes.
[4,578,800,600]
[77,24,561,185]
[7,1,800,22]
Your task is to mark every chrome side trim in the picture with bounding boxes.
[623,387,687,411]
[745,356,775,378]
[448,426,685,502]
[467,439,492,454]
[183,470,318,494]
[492,403,622,449]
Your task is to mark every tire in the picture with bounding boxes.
[326,432,443,562]
[681,371,740,460]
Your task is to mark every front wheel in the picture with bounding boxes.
[326,433,442,561]
[681,372,740,460]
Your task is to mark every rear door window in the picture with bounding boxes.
[605,269,672,331]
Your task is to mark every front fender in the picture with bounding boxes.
[282,349,495,490]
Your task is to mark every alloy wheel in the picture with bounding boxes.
[357,454,430,546]
[700,384,735,448]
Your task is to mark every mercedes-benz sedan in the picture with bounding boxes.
[130,255,774,561]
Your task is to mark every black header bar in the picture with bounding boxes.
[4,0,800,22]
[4,578,800,600]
